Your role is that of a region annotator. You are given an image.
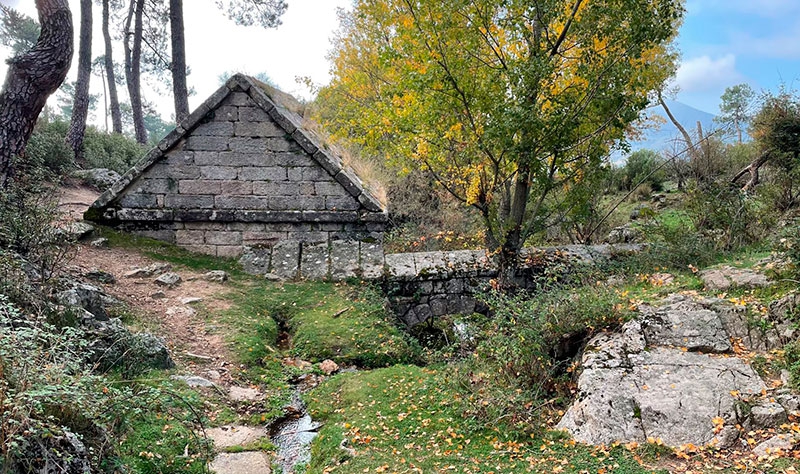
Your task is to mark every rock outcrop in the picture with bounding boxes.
[557,294,790,448]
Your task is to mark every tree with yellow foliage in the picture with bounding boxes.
[317,0,684,287]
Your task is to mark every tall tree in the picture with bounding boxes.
[318,0,683,287]
[66,0,92,161]
[215,0,287,27]
[0,0,73,186]
[0,5,41,55]
[716,83,755,144]
[169,0,189,122]
[123,0,147,144]
[101,0,122,133]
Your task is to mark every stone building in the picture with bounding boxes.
[86,74,387,280]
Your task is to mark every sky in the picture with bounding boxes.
[1,0,799,124]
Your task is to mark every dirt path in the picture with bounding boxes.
[59,184,239,386]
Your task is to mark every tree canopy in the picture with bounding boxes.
[716,83,755,144]
[317,0,684,282]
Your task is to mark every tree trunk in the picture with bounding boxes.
[169,0,189,123]
[66,0,92,162]
[0,0,73,186]
[124,0,147,144]
[731,152,771,191]
[496,164,532,291]
[102,0,122,134]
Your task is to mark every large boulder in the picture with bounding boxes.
[56,281,118,320]
[85,317,174,372]
[638,295,731,353]
[699,266,771,291]
[72,168,122,191]
[558,296,770,448]
[15,430,91,474]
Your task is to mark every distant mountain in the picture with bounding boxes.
[632,100,718,152]
[613,100,722,163]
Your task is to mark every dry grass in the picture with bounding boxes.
[252,77,389,208]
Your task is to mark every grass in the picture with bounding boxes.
[114,377,213,474]
[305,365,661,474]
[96,226,243,274]
[223,280,420,369]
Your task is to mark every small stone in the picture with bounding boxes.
[125,262,172,278]
[150,291,166,299]
[203,270,229,283]
[90,238,109,248]
[228,386,263,402]
[782,369,792,387]
[181,297,203,305]
[73,168,121,190]
[776,394,800,413]
[166,306,196,317]
[155,272,182,287]
[282,357,312,369]
[84,269,116,284]
[751,402,788,429]
[207,370,222,380]
[171,375,215,388]
[753,434,795,457]
[205,425,268,449]
[319,359,340,375]
[61,221,96,240]
[209,452,271,474]
[699,266,771,291]
[264,272,281,282]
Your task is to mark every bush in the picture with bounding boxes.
[0,296,211,472]
[83,127,146,173]
[25,119,146,178]
[0,296,120,470]
[0,168,73,307]
[622,149,666,193]
[685,182,774,250]
[453,285,632,431]
[24,120,73,177]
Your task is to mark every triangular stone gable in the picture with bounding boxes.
[88,74,385,217]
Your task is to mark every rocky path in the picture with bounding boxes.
[58,184,276,473]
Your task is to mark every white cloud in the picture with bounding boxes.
[674,54,745,93]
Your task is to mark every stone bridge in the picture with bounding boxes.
[239,243,640,326]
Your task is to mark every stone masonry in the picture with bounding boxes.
[379,244,640,326]
[86,75,386,264]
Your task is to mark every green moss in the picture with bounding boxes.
[306,365,655,473]
[95,226,242,274]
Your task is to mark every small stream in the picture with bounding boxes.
[268,388,321,473]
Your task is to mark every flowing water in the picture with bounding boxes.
[269,392,321,473]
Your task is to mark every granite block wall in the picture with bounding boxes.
[90,79,387,260]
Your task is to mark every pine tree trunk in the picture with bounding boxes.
[0,0,73,186]
[124,0,147,144]
[103,0,122,134]
[66,0,92,163]
[170,0,189,123]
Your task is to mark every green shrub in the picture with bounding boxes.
[622,149,666,193]
[24,120,73,177]
[637,210,717,269]
[83,127,146,173]
[685,182,773,250]
[25,119,146,178]
[0,296,121,469]
[453,285,632,431]
[0,296,212,472]
[0,168,73,309]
